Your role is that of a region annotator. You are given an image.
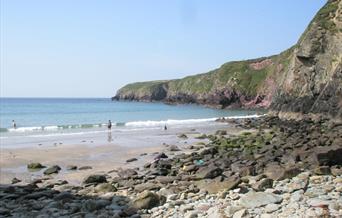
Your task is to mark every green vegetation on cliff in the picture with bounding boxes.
[115,0,342,117]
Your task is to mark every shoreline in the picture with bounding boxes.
[0,116,341,217]
[0,122,240,185]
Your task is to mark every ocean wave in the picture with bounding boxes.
[125,118,217,127]
[1,114,264,133]
[125,114,264,127]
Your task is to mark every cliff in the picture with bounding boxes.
[114,0,342,118]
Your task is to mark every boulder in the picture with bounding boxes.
[126,158,138,163]
[239,166,256,177]
[43,165,61,175]
[27,162,45,170]
[264,164,301,181]
[83,174,107,184]
[215,130,227,136]
[11,177,21,184]
[239,192,283,208]
[134,182,161,192]
[168,145,181,152]
[252,178,273,191]
[54,192,74,201]
[178,134,188,139]
[132,191,161,209]
[315,148,342,166]
[117,169,138,179]
[154,153,168,160]
[314,166,331,175]
[66,165,77,170]
[196,166,223,179]
[196,177,241,194]
[95,183,117,193]
[156,176,179,184]
[79,166,92,170]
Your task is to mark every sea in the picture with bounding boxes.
[0,98,264,148]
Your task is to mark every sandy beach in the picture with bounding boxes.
[0,122,239,185]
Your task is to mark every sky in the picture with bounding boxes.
[0,0,326,98]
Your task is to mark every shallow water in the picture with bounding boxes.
[0,98,264,147]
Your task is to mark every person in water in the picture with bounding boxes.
[107,120,112,130]
[12,120,16,129]
[164,124,167,130]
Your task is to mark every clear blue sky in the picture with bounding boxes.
[0,0,326,98]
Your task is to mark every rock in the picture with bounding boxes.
[282,176,308,193]
[331,166,342,176]
[307,198,331,207]
[233,209,247,218]
[66,165,77,170]
[126,158,138,163]
[314,166,331,175]
[11,177,21,184]
[0,208,11,216]
[239,166,256,177]
[215,130,227,136]
[95,183,117,192]
[79,166,92,170]
[54,192,74,201]
[196,177,241,194]
[239,192,283,208]
[196,166,223,179]
[252,178,273,191]
[83,199,111,212]
[265,165,301,181]
[43,165,61,175]
[168,145,181,152]
[156,176,179,184]
[315,148,342,166]
[195,134,207,139]
[207,206,226,218]
[178,134,188,139]
[27,162,45,170]
[264,204,279,213]
[154,153,168,160]
[117,169,138,179]
[24,190,57,200]
[132,191,161,209]
[134,183,160,192]
[83,174,107,184]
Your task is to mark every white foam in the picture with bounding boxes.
[8,126,43,132]
[225,114,265,119]
[125,114,264,128]
[43,126,59,131]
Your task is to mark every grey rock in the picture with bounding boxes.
[117,169,138,179]
[54,192,74,201]
[132,191,161,210]
[83,174,107,184]
[79,166,92,170]
[264,204,280,213]
[252,178,273,191]
[196,166,223,179]
[27,162,46,170]
[126,158,138,163]
[239,192,283,208]
[66,165,77,170]
[43,165,61,175]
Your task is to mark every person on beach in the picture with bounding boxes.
[107,120,112,130]
[12,120,16,129]
[164,124,167,130]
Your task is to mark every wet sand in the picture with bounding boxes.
[0,123,241,185]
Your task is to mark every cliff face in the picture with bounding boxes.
[271,0,342,118]
[114,0,342,118]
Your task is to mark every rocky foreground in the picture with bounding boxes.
[1,116,341,217]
